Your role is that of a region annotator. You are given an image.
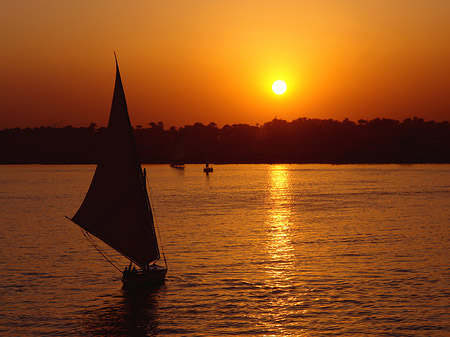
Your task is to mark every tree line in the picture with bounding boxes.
[1,117,449,164]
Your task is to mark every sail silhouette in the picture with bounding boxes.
[68,55,166,286]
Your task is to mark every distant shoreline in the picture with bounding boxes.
[2,117,449,165]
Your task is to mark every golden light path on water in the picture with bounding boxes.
[261,165,308,336]
[267,165,294,274]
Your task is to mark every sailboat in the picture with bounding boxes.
[170,136,185,168]
[203,124,214,175]
[203,162,213,173]
[67,55,167,288]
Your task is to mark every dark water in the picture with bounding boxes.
[1,164,449,336]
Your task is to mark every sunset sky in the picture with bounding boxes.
[1,1,449,129]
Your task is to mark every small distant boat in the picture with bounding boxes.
[170,136,185,169]
[67,54,167,288]
[203,163,213,173]
[170,163,185,169]
[203,140,213,173]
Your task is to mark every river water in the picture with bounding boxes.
[0,164,449,336]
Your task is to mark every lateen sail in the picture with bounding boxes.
[71,58,160,268]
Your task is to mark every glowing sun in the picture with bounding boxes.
[272,80,287,95]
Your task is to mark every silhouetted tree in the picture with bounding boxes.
[1,117,449,164]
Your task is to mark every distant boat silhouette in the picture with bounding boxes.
[203,132,213,173]
[67,54,167,288]
[203,162,213,173]
[170,135,185,168]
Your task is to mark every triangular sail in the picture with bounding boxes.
[71,58,160,268]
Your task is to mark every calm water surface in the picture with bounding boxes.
[0,164,449,336]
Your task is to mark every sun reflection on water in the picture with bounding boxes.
[266,165,295,273]
[258,165,311,335]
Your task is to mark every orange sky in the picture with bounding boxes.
[1,1,449,128]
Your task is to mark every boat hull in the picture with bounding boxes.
[122,265,167,288]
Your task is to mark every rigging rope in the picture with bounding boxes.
[80,228,123,273]
[146,174,168,268]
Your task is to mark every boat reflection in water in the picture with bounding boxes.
[82,287,164,336]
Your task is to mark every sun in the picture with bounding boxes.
[272,80,287,95]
